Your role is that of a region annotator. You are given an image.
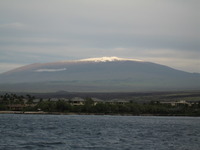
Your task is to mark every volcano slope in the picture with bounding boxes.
[0,57,199,92]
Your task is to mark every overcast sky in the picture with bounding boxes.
[0,0,199,73]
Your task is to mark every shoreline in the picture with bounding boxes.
[0,111,199,117]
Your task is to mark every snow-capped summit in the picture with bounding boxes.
[79,56,143,62]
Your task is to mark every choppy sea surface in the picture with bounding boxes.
[0,114,199,150]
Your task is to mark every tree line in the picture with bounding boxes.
[34,98,200,116]
[0,94,200,116]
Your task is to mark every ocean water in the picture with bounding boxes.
[0,114,199,150]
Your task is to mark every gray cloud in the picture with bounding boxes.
[0,0,199,73]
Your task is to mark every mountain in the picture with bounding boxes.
[0,57,200,92]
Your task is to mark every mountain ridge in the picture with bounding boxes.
[0,57,199,92]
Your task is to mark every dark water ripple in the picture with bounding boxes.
[0,114,200,150]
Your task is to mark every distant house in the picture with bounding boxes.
[59,98,69,102]
[160,100,192,107]
[70,97,85,106]
[91,98,103,105]
[33,99,40,103]
[8,104,36,111]
[50,98,59,101]
[106,99,128,105]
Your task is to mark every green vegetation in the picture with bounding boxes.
[0,93,200,116]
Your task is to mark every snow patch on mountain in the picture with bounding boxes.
[79,57,143,62]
